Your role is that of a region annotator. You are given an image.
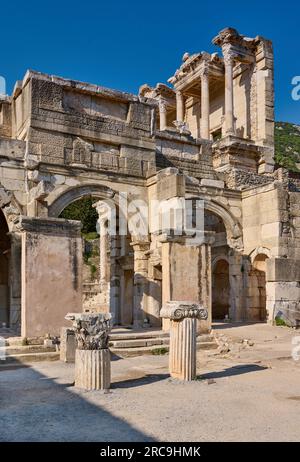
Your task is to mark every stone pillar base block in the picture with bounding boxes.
[60,327,76,363]
[75,349,111,390]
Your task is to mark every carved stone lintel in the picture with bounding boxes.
[160,301,208,321]
[65,312,112,350]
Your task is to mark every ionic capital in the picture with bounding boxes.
[160,301,208,321]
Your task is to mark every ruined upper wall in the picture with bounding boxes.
[160,28,274,161]
[10,71,158,178]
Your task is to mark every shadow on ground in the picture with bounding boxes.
[0,360,156,442]
[199,363,268,380]
[112,373,168,389]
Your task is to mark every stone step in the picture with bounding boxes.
[0,351,59,365]
[110,337,169,349]
[111,339,218,358]
[110,331,169,342]
[110,333,214,349]
[2,345,57,355]
[4,337,45,347]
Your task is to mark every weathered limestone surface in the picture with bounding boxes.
[1,26,300,335]
[75,349,111,390]
[66,312,112,390]
[60,327,76,363]
[161,301,208,380]
[20,217,82,338]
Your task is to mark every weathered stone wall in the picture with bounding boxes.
[20,217,82,337]
[242,184,287,256]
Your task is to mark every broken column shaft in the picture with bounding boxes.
[66,312,112,391]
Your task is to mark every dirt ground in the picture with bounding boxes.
[1,322,300,442]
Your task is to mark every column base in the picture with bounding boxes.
[75,349,111,390]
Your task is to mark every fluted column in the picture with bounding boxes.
[160,301,208,381]
[75,349,111,390]
[131,240,150,326]
[99,218,108,289]
[176,90,184,123]
[223,46,235,135]
[159,99,167,131]
[200,67,210,139]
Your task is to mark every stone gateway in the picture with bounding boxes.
[1,27,300,339]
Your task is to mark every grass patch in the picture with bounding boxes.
[275,316,288,327]
[151,347,168,355]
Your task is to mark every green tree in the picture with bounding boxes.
[59,196,99,235]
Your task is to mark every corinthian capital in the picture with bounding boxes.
[200,64,209,78]
[222,44,236,66]
[159,99,167,113]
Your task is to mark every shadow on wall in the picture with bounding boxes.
[0,361,156,442]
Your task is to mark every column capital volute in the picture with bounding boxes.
[160,301,208,321]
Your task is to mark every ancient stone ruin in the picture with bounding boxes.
[0,27,300,342]
[66,312,112,390]
[161,301,208,380]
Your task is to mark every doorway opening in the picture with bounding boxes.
[212,259,230,320]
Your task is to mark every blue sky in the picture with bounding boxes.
[1,0,299,123]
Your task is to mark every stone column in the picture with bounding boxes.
[176,90,184,123]
[99,218,108,290]
[200,67,210,139]
[109,235,121,323]
[9,232,22,331]
[223,46,235,135]
[131,240,150,326]
[93,200,112,315]
[159,99,167,131]
[66,312,112,391]
[160,301,208,381]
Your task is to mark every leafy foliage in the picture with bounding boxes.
[275,122,300,172]
[59,196,99,235]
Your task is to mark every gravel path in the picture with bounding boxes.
[1,323,300,442]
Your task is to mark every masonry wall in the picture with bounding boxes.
[242,184,287,256]
[21,217,82,337]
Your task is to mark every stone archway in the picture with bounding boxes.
[0,208,10,326]
[48,184,117,218]
[212,258,230,320]
[203,200,244,322]
[49,186,138,326]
